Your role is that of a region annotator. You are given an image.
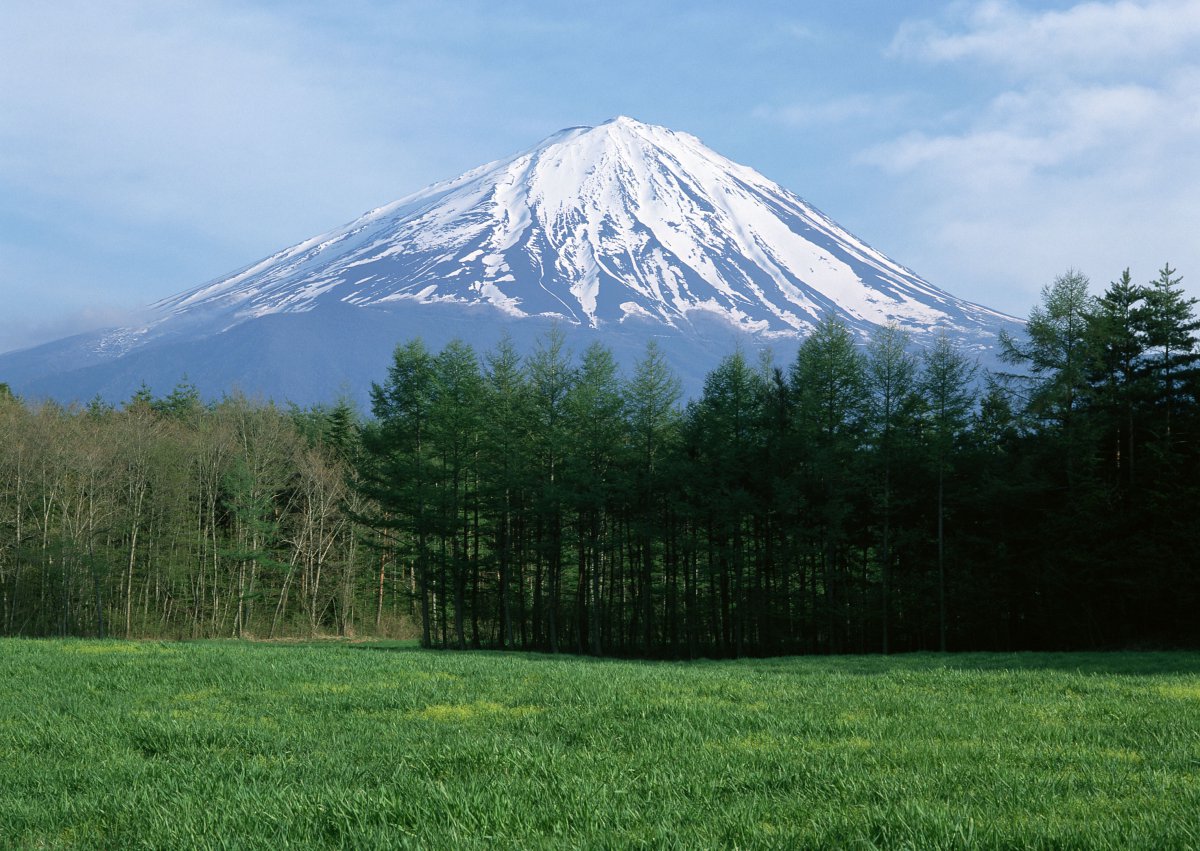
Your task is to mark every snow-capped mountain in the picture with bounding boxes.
[1,117,1021,405]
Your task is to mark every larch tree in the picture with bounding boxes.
[866,323,919,654]
[920,333,976,652]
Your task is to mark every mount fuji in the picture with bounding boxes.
[1,116,1021,405]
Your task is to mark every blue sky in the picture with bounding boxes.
[3,0,1200,353]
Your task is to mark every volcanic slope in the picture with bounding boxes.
[1,117,1021,405]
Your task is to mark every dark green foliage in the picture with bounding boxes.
[154,379,203,419]
[1,267,1198,652]
[921,334,977,652]
[867,324,921,654]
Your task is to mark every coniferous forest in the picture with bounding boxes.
[1,267,1197,655]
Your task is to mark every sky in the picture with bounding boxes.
[3,0,1199,354]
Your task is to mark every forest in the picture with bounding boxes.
[0,266,1196,655]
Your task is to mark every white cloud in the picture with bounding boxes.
[0,2,429,233]
[867,2,1200,314]
[785,22,820,41]
[0,1,463,352]
[865,77,1196,184]
[891,0,1200,76]
[753,94,911,129]
[0,305,153,355]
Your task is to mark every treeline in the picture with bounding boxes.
[0,383,374,639]
[1,265,1197,653]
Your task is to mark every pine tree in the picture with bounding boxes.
[867,323,919,654]
[789,316,868,653]
[690,350,766,656]
[1140,264,1199,454]
[1087,269,1149,494]
[153,379,203,420]
[625,341,683,654]
[526,328,575,653]
[361,339,437,646]
[565,342,625,655]
[1000,269,1097,490]
[482,335,531,649]
[430,340,485,649]
[920,333,976,651]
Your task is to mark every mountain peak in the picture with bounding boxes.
[597,115,655,133]
[150,116,1015,341]
[536,117,696,160]
[1,118,1023,405]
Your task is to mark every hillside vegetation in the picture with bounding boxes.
[0,267,1197,654]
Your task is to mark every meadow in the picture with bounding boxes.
[1,641,1197,849]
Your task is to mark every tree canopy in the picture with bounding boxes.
[1,267,1197,653]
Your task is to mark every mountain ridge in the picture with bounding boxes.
[1,116,1022,405]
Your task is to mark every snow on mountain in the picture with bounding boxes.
[1,116,1022,405]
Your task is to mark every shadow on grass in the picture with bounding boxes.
[719,651,1200,677]
[172,637,429,655]
[345,641,1200,676]
[346,640,425,654]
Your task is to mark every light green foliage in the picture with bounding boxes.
[921,333,977,457]
[1000,269,1095,430]
[792,314,868,442]
[1,641,1197,849]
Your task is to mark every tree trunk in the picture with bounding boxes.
[938,462,946,653]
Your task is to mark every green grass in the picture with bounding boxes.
[1,641,1198,849]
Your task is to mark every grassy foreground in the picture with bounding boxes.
[1,642,1198,850]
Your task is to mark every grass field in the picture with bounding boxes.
[1,641,1198,850]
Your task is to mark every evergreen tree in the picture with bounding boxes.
[689,350,766,656]
[153,379,203,420]
[430,340,485,649]
[481,335,531,649]
[361,339,437,646]
[1000,270,1097,485]
[866,323,919,653]
[1001,271,1111,645]
[1140,264,1199,454]
[920,334,976,651]
[565,342,625,655]
[624,341,683,653]
[1087,269,1149,494]
[3,276,1198,653]
[789,316,868,653]
[526,328,575,653]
